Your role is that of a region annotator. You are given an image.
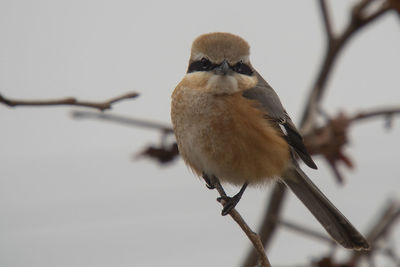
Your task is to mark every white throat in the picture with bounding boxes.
[206,75,239,94]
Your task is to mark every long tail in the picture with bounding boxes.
[283,167,370,250]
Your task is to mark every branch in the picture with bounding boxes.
[0,92,139,111]
[294,200,400,267]
[350,106,400,125]
[136,143,179,164]
[319,0,335,43]
[300,0,392,133]
[72,111,173,133]
[279,219,336,246]
[72,111,179,164]
[209,176,271,267]
[346,200,400,266]
[242,183,287,267]
[303,107,400,183]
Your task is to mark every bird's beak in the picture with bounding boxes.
[214,60,230,76]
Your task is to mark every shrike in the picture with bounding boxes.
[171,32,369,250]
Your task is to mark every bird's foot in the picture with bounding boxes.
[217,195,241,216]
[216,182,248,216]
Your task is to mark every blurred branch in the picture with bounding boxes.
[303,107,400,183]
[0,92,138,111]
[136,143,179,164]
[209,176,271,267]
[279,219,336,245]
[72,111,178,164]
[350,106,400,126]
[276,200,400,267]
[304,113,352,184]
[319,0,334,43]
[379,246,400,266]
[347,200,400,266]
[300,0,392,133]
[72,110,173,133]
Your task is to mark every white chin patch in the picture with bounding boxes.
[206,75,239,94]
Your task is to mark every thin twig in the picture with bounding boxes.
[326,159,345,184]
[72,111,178,163]
[0,92,139,111]
[279,219,336,245]
[362,4,391,24]
[209,176,271,267]
[350,106,400,124]
[72,111,174,133]
[347,200,400,266]
[356,0,374,11]
[319,0,335,43]
[242,183,287,267]
[379,246,400,265]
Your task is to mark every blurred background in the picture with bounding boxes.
[0,0,399,266]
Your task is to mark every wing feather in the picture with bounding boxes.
[242,71,317,169]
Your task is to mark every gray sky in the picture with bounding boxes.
[1,1,399,266]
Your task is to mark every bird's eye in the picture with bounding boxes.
[232,61,253,76]
[200,58,211,70]
[187,57,214,73]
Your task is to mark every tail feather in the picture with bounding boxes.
[283,167,370,250]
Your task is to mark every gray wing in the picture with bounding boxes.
[242,71,317,169]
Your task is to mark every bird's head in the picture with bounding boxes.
[186,32,258,94]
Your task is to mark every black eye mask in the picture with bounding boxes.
[187,58,253,76]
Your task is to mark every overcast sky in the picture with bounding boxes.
[1,1,399,266]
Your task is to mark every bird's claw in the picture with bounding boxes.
[202,174,215,190]
[205,182,215,190]
[217,195,240,216]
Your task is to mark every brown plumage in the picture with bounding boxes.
[172,84,289,185]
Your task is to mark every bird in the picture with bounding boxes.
[171,32,369,250]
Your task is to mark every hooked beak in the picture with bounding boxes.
[213,60,230,76]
